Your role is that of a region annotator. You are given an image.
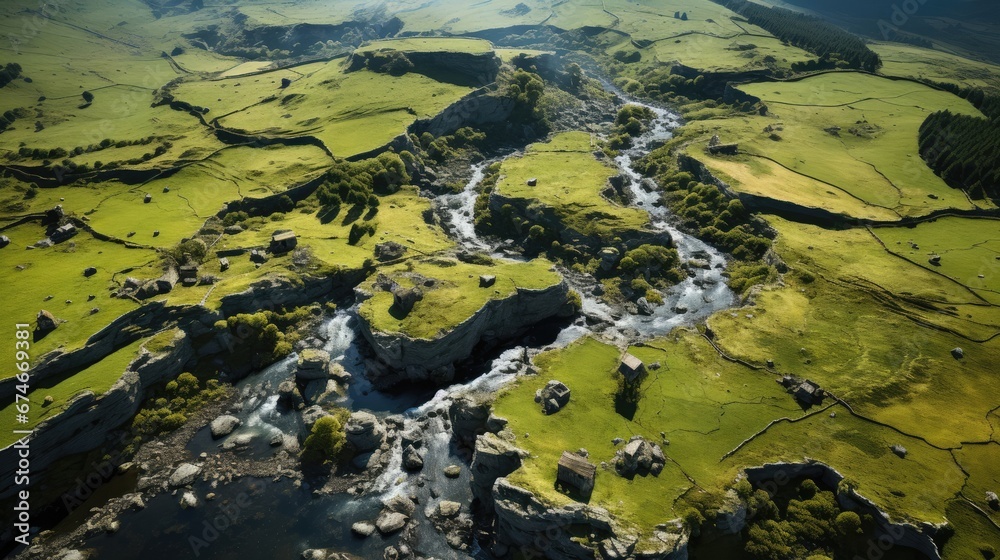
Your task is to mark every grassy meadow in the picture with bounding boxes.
[358,257,563,339]
[493,131,651,240]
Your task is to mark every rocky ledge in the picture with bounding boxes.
[0,330,195,500]
[356,280,572,389]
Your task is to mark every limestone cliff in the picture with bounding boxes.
[356,281,570,388]
[491,478,689,560]
[0,330,194,500]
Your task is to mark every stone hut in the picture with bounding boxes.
[219,257,230,271]
[178,265,198,286]
[51,223,77,243]
[619,353,645,384]
[557,451,596,498]
[535,380,571,414]
[526,177,538,186]
[270,231,297,253]
[794,379,823,405]
[708,143,739,156]
[391,286,422,316]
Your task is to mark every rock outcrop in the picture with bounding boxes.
[469,433,528,511]
[491,478,688,559]
[357,280,570,389]
[0,331,194,500]
[344,411,386,453]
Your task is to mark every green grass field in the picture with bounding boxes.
[358,257,562,339]
[205,63,474,157]
[680,72,989,219]
[493,131,651,240]
[494,330,976,549]
[357,37,494,55]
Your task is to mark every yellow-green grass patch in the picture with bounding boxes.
[494,131,650,239]
[873,42,1000,90]
[872,217,1000,305]
[214,64,473,157]
[701,72,990,217]
[954,443,1000,526]
[358,257,561,340]
[652,33,814,72]
[707,217,1000,448]
[0,223,157,361]
[357,37,494,55]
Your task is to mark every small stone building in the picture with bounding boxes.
[619,353,645,384]
[178,265,198,286]
[270,231,297,253]
[557,451,596,498]
[51,223,77,243]
[794,379,823,405]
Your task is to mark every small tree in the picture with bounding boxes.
[302,414,347,464]
[81,91,94,103]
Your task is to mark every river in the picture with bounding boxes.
[77,92,735,559]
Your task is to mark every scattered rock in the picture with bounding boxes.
[391,286,422,315]
[479,274,496,288]
[437,500,461,518]
[374,241,407,261]
[375,512,409,535]
[951,347,964,360]
[83,267,97,277]
[526,177,538,186]
[891,444,908,459]
[278,379,304,409]
[344,411,386,452]
[296,348,331,381]
[209,415,241,439]
[402,444,424,471]
[929,255,942,266]
[169,463,201,487]
[987,491,999,510]
[35,309,60,335]
[443,465,462,478]
[636,297,654,316]
[179,491,199,509]
[351,521,376,537]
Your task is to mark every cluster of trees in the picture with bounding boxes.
[712,0,881,71]
[607,104,656,150]
[919,110,1000,201]
[417,126,487,162]
[364,50,414,76]
[128,372,227,450]
[736,478,880,560]
[215,308,315,369]
[0,62,22,88]
[0,107,28,133]
[315,152,409,212]
[504,69,548,128]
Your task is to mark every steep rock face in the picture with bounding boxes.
[744,462,944,560]
[357,282,570,389]
[450,394,493,446]
[347,50,502,86]
[491,478,689,560]
[411,87,515,138]
[0,331,194,500]
[470,433,527,511]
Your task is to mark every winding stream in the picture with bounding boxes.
[78,92,735,559]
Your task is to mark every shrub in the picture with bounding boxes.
[301,411,349,464]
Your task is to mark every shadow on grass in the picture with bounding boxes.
[318,205,341,225]
[341,203,366,226]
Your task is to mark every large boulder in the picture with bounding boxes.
[344,411,386,453]
[209,415,241,439]
[449,394,491,444]
[297,349,331,381]
[302,379,340,405]
[391,286,422,316]
[36,310,60,335]
[402,444,424,471]
[375,241,407,261]
[616,437,665,477]
[375,512,408,535]
[169,463,201,488]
